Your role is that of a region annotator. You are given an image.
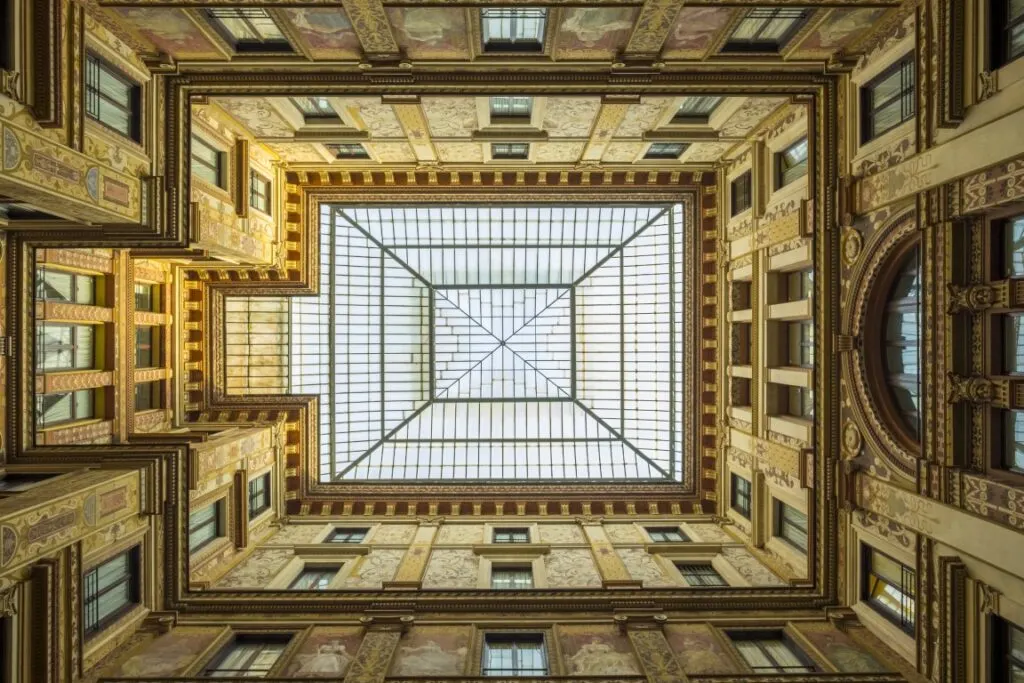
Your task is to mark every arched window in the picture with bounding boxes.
[881,246,921,438]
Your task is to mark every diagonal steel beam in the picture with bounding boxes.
[573,399,673,480]
[336,400,433,478]
[573,207,670,286]
[336,209,433,288]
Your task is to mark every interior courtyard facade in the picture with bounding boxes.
[0,0,1022,680]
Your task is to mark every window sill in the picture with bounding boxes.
[767,299,812,321]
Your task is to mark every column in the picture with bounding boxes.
[343,615,413,683]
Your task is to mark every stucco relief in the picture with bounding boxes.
[390,625,471,676]
[686,524,733,544]
[344,98,406,138]
[434,524,483,545]
[369,142,417,163]
[542,98,602,138]
[265,524,327,546]
[421,97,479,138]
[603,524,643,544]
[341,549,405,588]
[601,142,644,163]
[436,142,485,163]
[538,524,586,544]
[721,547,785,586]
[264,142,329,163]
[617,548,674,586]
[545,548,602,588]
[216,548,293,588]
[370,524,417,544]
[533,142,585,163]
[683,142,732,163]
[719,98,787,137]
[215,98,295,138]
[615,98,672,138]
[421,549,479,589]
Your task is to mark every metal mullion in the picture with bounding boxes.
[329,209,339,480]
[574,207,669,286]
[380,249,385,440]
[668,204,676,479]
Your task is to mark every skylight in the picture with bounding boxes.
[291,204,687,483]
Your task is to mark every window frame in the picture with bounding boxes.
[289,96,337,120]
[673,96,722,123]
[248,472,271,519]
[493,527,531,544]
[490,96,533,124]
[288,565,341,590]
[82,546,141,638]
[676,562,727,586]
[490,565,534,590]
[773,499,808,552]
[204,8,293,53]
[860,56,915,144]
[326,527,368,543]
[991,615,1024,682]
[990,0,1024,69]
[861,544,916,634]
[249,169,272,216]
[775,137,808,189]
[202,634,292,677]
[727,629,817,674]
[877,243,921,442]
[730,473,752,518]
[134,281,158,312]
[644,142,688,160]
[646,526,689,542]
[134,380,162,411]
[36,268,97,305]
[35,389,95,428]
[84,52,141,142]
[731,171,753,216]
[135,325,159,369]
[190,135,225,189]
[35,323,95,372]
[326,143,370,159]
[491,142,530,160]
[188,500,224,555]
[480,8,548,53]
[481,633,549,676]
[722,8,810,53]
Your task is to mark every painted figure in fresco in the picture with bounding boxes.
[294,641,354,675]
[560,9,634,47]
[568,639,640,675]
[393,640,469,675]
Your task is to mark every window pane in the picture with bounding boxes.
[491,96,532,117]
[37,269,73,301]
[677,96,721,117]
[1007,316,1024,373]
[1004,217,1024,277]
[1005,411,1024,471]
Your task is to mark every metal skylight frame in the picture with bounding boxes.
[290,203,687,483]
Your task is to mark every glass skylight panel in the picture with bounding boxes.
[481,8,547,51]
[491,96,533,119]
[292,204,686,482]
[675,96,722,119]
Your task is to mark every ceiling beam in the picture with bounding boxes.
[340,0,403,62]
[621,0,687,62]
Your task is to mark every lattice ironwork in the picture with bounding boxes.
[291,204,687,482]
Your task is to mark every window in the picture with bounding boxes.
[1000,214,1024,277]
[0,473,55,492]
[882,247,921,437]
[490,96,533,122]
[774,500,808,552]
[861,57,915,143]
[646,527,688,542]
[729,631,815,673]
[290,96,336,119]
[36,324,94,371]
[248,473,271,519]
[289,566,339,590]
[786,387,814,419]
[36,268,96,305]
[189,501,223,554]
[992,616,1024,681]
[723,8,810,52]
[205,8,292,52]
[645,143,688,159]
[731,474,752,518]
[0,0,11,71]
[191,135,224,188]
[325,143,369,159]
[135,326,157,368]
[677,563,727,586]
[787,321,813,368]
[674,96,722,122]
[784,269,813,302]
[491,566,533,590]
[862,545,915,632]
[203,636,290,677]
[327,528,368,543]
[1005,315,1024,374]
[36,390,94,428]
[491,143,530,160]
[1003,411,1024,473]
[134,282,157,312]
[482,634,547,676]
[249,170,271,215]
[84,53,140,141]
[776,137,808,188]
[481,8,547,52]
[493,528,530,544]
[83,547,140,636]
[731,171,752,216]
[134,381,162,411]
[991,0,1024,68]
